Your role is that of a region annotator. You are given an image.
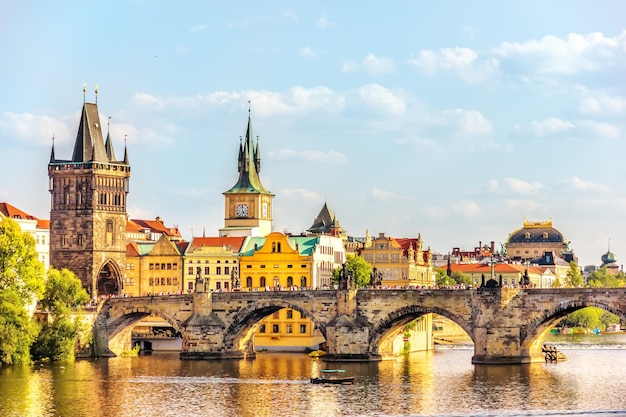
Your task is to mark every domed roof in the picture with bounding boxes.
[507,219,565,244]
[601,250,617,264]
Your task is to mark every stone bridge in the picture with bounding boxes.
[92,287,626,364]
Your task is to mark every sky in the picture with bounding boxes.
[1,1,625,268]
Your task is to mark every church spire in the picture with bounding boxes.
[224,103,271,195]
[104,117,117,161]
[49,134,56,163]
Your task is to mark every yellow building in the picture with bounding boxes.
[360,232,434,287]
[125,234,184,296]
[239,232,327,350]
[183,236,246,293]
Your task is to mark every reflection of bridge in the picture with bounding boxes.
[93,287,626,364]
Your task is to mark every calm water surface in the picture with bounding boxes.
[1,334,625,417]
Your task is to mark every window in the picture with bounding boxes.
[286,310,293,319]
[167,278,172,285]
[287,276,293,287]
[155,263,161,271]
[225,267,230,275]
[188,267,193,275]
[286,324,293,334]
[204,266,210,275]
[272,324,279,333]
[246,277,252,287]
[300,324,307,334]
[150,263,155,271]
[167,263,172,270]
[301,277,307,288]
[273,311,280,319]
[216,282,221,290]
[188,282,194,291]
[287,264,293,268]
[216,267,222,275]
[259,324,266,333]
[260,277,266,287]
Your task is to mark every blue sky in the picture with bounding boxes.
[1,1,625,267]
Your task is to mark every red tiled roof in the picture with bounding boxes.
[187,236,246,252]
[130,218,182,238]
[0,202,38,221]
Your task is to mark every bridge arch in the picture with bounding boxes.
[369,305,474,357]
[100,302,187,356]
[222,299,324,356]
[521,297,626,362]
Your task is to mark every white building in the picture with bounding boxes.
[0,202,50,271]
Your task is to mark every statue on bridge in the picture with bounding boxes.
[338,263,355,290]
[370,267,382,287]
[231,267,241,291]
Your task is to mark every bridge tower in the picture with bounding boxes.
[48,90,130,299]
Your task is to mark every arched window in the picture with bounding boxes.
[273,276,280,288]
[105,219,114,246]
[246,276,252,288]
[277,242,281,252]
[287,276,293,287]
[260,276,266,288]
[300,276,307,288]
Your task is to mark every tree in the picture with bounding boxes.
[32,268,91,362]
[451,271,473,286]
[332,256,372,288]
[0,218,45,303]
[0,288,39,365]
[564,262,584,288]
[561,306,619,331]
[0,218,45,366]
[435,268,455,287]
[587,268,626,288]
[40,268,90,315]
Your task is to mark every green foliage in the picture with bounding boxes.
[564,262,584,288]
[0,288,39,366]
[451,271,473,286]
[561,307,619,331]
[31,316,78,362]
[41,268,90,315]
[587,268,626,288]
[32,268,91,362]
[332,256,372,287]
[0,218,45,304]
[435,268,455,287]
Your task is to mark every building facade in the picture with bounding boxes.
[360,232,434,287]
[48,99,130,298]
[505,218,576,263]
[183,236,245,293]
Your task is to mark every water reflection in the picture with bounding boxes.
[1,340,625,417]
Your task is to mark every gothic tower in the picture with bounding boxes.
[219,106,274,237]
[48,94,130,298]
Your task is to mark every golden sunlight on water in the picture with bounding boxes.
[0,340,625,417]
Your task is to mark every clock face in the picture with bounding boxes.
[235,204,249,217]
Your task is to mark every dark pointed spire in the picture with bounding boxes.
[104,117,117,161]
[49,134,56,163]
[123,134,129,164]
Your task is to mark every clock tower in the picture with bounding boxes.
[219,107,274,237]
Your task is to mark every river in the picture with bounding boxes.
[1,333,625,417]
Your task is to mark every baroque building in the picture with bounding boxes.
[220,107,274,237]
[48,96,130,298]
[505,218,577,263]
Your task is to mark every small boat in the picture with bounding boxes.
[310,369,354,385]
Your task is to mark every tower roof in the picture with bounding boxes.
[307,202,346,235]
[224,109,272,195]
[72,102,109,163]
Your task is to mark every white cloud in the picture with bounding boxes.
[362,54,395,75]
[530,118,575,137]
[440,109,493,136]
[300,47,320,59]
[504,199,540,213]
[356,84,406,115]
[578,120,620,139]
[0,112,73,145]
[578,89,626,115]
[423,205,447,221]
[494,31,625,75]
[268,149,347,164]
[371,188,413,202]
[279,188,321,201]
[451,200,481,219]
[316,12,333,29]
[503,177,545,195]
[341,60,359,73]
[407,47,499,83]
[557,177,609,193]
[189,24,207,33]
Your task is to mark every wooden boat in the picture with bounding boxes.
[310,369,354,385]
